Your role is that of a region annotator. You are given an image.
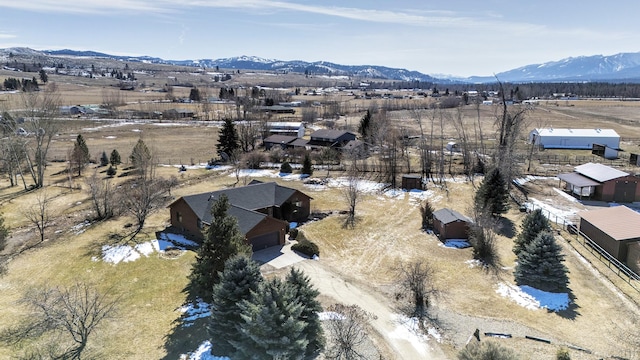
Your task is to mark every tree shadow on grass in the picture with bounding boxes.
[495,216,516,238]
[555,288,580,320]
[160,314,210,360]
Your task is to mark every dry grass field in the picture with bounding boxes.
[1,74,640,359]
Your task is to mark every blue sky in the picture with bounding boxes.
[1,1,639,77]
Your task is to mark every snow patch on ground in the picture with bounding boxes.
[465,259,483,268]
[183,341,229,360]
[178,299,211,327]
[99,233,196,264]
[389,315,439,355]
[496,282,569,311]
[442,239,471,249]
[524,197,580,225]
[318,311,346,321]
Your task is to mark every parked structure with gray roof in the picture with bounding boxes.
[558,162,640,202]
[432,208,472,240]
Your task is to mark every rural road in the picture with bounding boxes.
[294,260,449,360]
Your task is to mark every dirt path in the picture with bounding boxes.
[294,260,448,360]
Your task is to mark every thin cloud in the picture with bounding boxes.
[0,0,171,14]
[0,33,16,39]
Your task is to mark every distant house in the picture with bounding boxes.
[432,208,472,240]
[557,163,640,202]
[163,109,195,119]
[266,122,305,138]
[263,135,297,150]
[578,206,640,274]
[528,128,620,149]
[168,181,312,251]
[255,105,296,114]
[308,129,357,149]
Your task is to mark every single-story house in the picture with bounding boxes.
[263,135,298,150]
[578,206,640,274]
[528,128,620,149]
[557,162,640,202]
[433,208,472,240]
[168,181,312,251]
[308,129,357,149]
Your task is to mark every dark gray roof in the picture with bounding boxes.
[263,134,297,144]
[179,182,305,232]
[433,208,471,225]
[310,129,356,140]
[341,139,363,151]
[289,138,310,147]
[557,172,600,187]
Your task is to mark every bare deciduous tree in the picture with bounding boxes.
[23,190,51,244]
[325,303,377,360]
[16,86,61,188]
[85,171,117,220]
[1,283,119,360]
[494,79,529,186]
[395,259,441,321]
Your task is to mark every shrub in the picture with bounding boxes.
[243,151,265,169]
[289,228,299,240]
[556,348,571,360]
[280,161,293,174]
[292,239,319,257]
[106,165,117,177]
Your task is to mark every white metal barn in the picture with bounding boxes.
[528,128,620,149]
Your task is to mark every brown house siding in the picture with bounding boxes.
[170,198,203,239]
[596,176,640,202]
[246,217,288,247]
[434,220,469,240]
[579,218,621,258]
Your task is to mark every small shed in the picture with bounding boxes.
[433,208,472,240]
[401,175,422,191]
[578,205,640,273]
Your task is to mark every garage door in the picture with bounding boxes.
[614,180,636,203]
[250,231,280,251]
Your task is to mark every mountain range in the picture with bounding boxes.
[3,47,640,84]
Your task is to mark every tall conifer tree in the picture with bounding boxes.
[189,194,251,302]
[514,231,569,291]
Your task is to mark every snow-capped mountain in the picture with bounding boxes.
[465,52,640,83]
[3,48,640,83]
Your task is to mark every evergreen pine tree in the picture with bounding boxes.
[71,134,90,176]
[420,199,435,230]
[286,268,325,358]
[234,278,308,360]
[302,152,313,176]
[189,194,251,302]
[100,151,109,167]
[280,161,293,174]
[358,110,371,141]
[514,231,569,291]
[474,167,509,217]
[130,139,151,169]
[209,256,263,357]
[109,149,121,168]
[216,118,239,160]
[513,209,550,256]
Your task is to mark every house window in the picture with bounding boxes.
[176,212,182,223]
